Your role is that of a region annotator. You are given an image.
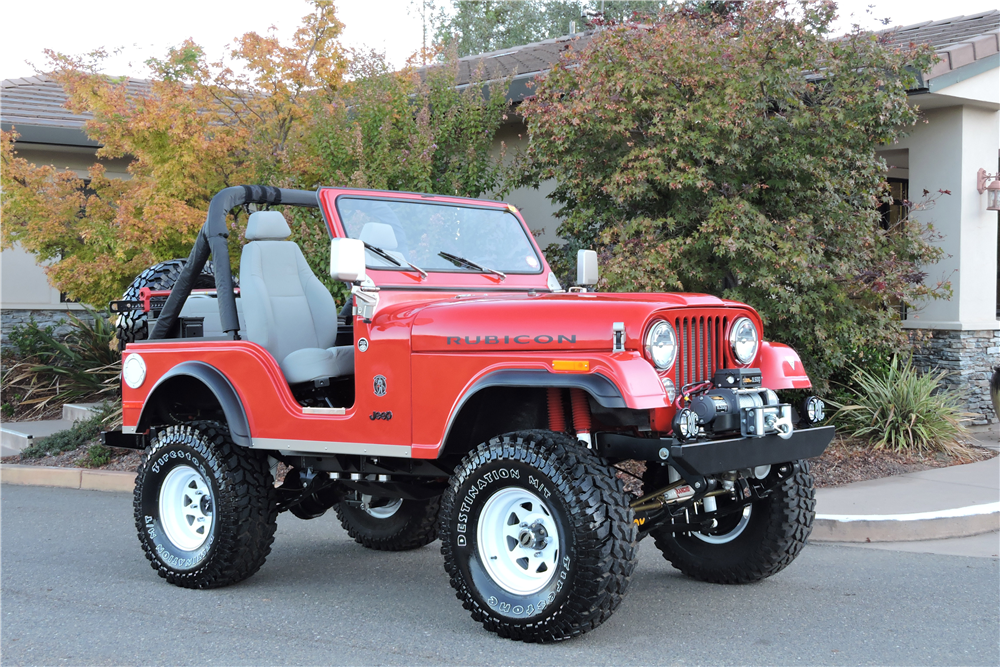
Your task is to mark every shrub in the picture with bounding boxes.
[1,308,120,418]
[7,317,59,359]
[829,356,970,456]
[19,405,114,459]
[83,443,113,468]
[518,1,944,391]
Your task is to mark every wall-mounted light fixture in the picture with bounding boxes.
[976,168,1000,211]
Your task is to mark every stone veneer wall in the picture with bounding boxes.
[1,309,93,349]
[910,329,1000,425]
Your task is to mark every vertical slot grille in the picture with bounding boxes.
[674,315,726,386]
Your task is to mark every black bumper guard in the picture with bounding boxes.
[596,425,835,477]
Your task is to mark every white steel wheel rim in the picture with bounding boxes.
[362,495,402,519]
[693,505,752,544]
[477,487,560,596]
[158,465,214,552]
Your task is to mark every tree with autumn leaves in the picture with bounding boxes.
[519,0,947,386]
[1,0,510,305]
[3,0,951,390]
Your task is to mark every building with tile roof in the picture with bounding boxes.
[2,11,998,422]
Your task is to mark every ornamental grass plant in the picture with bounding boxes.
[829,355,971,456]
[1,307,120,420]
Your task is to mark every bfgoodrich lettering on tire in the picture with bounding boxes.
[133,421,277,589]
[440,430,638,642]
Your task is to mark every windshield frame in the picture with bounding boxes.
[329,193,545,277]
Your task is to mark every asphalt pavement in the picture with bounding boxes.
[2,485,998,666]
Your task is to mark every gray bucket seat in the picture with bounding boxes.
[239,211,353,385]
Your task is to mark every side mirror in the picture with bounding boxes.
[330,238,366,283]
[576,249,599,287]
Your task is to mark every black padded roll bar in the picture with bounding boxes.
[149,185,320,341]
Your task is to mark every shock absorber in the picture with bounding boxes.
[571,388,592,448]
[547,388,566,432]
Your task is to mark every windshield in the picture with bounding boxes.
[336,197,543,274]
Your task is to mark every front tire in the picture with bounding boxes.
[440,430,638,643]
[334,494,440,551]
[133,422,277,589]
[646,461,816,584]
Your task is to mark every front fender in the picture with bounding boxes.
[758,342,812,390]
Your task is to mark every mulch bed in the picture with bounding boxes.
[808,436,996,487]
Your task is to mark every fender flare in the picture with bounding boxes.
[758,341,812,390]
[438,369,627,456]
[137,361,251,447]
[463,369,627,408]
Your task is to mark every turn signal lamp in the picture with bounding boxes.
[552,360,590,372]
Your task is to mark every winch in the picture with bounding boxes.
[673,369,795,440]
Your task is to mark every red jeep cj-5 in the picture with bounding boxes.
[105,185,833,642]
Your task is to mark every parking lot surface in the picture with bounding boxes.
[2,484,998,666]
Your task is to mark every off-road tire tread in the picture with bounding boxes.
[116,259,226,351]
[133,421,277,589]
[334,496,441,551]
[650,461,815,584]
[440,430,638,643]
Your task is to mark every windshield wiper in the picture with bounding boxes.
[364,242,427,279]
[438,251,506,281]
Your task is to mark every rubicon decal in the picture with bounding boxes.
[446,334,577,345]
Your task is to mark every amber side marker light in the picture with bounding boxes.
[552,360,590,372]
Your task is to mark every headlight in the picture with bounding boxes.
[729,317,759,365]
[644,320,677,371]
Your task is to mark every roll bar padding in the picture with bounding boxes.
[149,186,319,340]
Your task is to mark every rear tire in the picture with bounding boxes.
[646,461,816,584]
[133,421,277,589]
[334,494,440,551]
[440,430,638,642]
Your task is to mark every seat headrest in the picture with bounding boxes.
[359,222,398,249]
[246,211,292,241]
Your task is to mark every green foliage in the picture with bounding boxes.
[519,0,944,389]
[83,443,113,468]
[7,317,58,359]
[2,0,512,308]
[828,356,970,456]
[434,1,675,57]
[2,307,120,418]
[20,405,115,459]
[302,50,511,198]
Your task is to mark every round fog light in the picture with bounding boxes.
[661,377,677,403]
[672,408,699,441]
[803,396,825,424]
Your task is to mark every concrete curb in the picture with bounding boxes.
[2,464,996,542]
[811,502,1000,542]
[1,464,134,493]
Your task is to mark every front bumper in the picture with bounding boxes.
[595,425,834,476]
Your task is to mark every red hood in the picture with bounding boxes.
[406,291,759,353]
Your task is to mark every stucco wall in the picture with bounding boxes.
[1,141,131,313]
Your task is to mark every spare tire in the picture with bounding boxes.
[115,259,226,351]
